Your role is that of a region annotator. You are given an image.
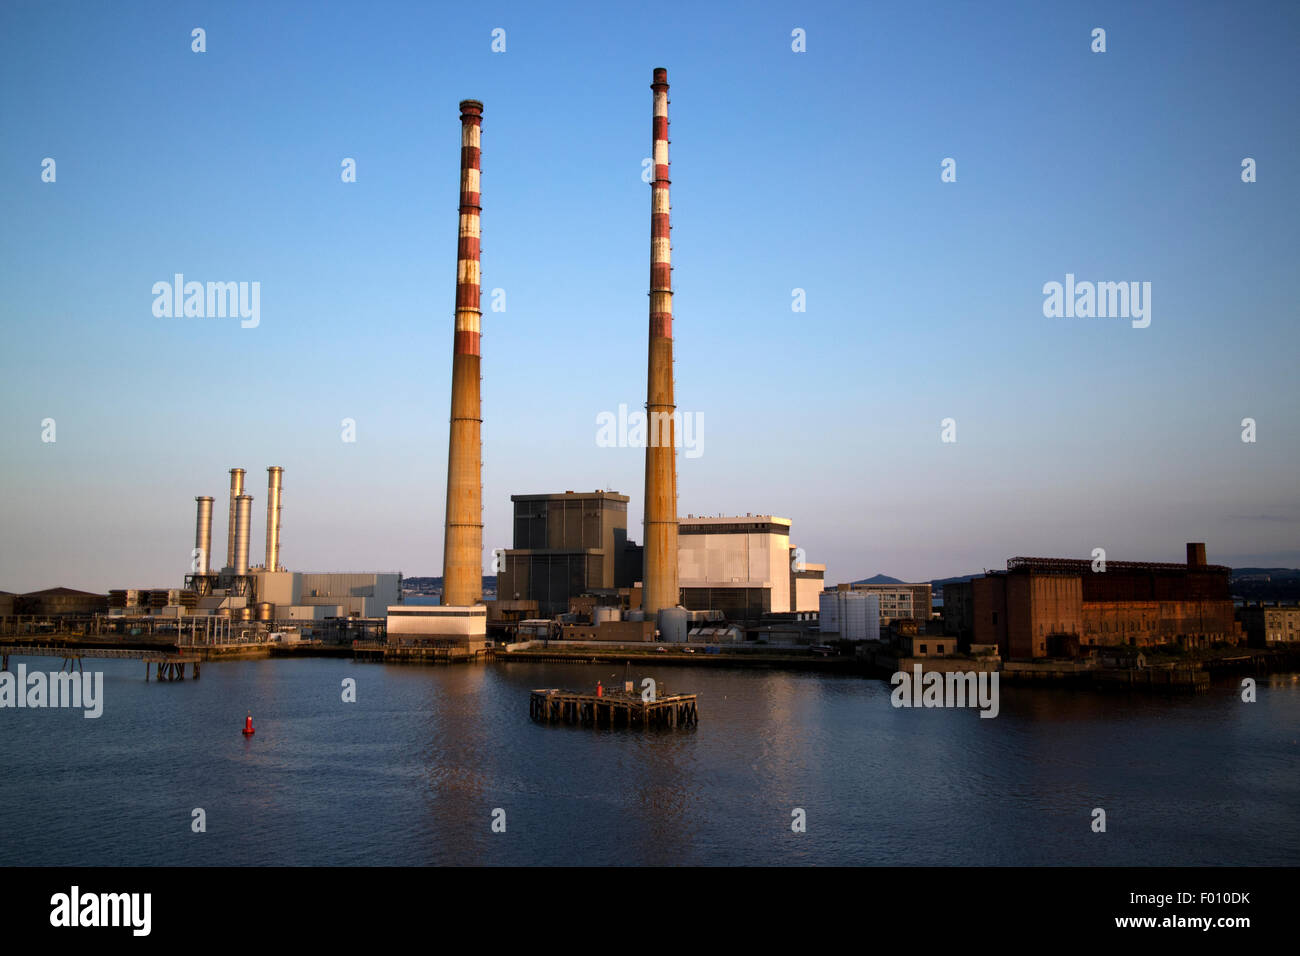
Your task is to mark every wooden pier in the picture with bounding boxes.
[375,642,493,664]
[529,687,698,728]
[0,645,201,681]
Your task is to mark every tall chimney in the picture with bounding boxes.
[643,68,680,618]
[226,468,245,569]
[194,496,213,575]
[265,466,284,572]
[234,494,253,576]
[441,99,485,608]
[1187,542,1207,567]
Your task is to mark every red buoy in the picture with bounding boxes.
[242,713,255,736]
[596,681,603,698]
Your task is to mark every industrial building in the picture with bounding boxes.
[387,605,486,644]
[678,515,824,624]
[10,587,108,617]
[38,461,402,634]
[942,542,1242,659]
[492,495,830,635]
[496,491,642,615]
[116,571,400,623]
[893,633,958,658]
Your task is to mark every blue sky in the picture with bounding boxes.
[2,0,1297,592]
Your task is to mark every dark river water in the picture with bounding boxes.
[1,657,1296,866]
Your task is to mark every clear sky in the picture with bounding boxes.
[2,0,1297,593]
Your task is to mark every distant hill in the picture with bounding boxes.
[844,573,980,592]
[930,573,981,591]
[1231,568,1300,578]
[1230,568,1300,602]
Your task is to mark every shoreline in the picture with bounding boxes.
[4,634,1299,694]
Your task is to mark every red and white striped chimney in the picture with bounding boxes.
[643,68,680,618]
[442,99,485,608]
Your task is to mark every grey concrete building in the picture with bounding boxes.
[497,491,637,615]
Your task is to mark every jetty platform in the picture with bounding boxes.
[0,644,202,680]
[529,687,698,728]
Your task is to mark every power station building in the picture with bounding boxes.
[497,491,642,615]
[943,542,1242,659]
[491,500,826,628]
[678,515,824,623]
[170,465,401,623]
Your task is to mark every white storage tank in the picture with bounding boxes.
[593,606,622,625]
[819,592,839,634]
[658,607,688,643]
[839,591,880,642]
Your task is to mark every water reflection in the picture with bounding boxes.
[0,657,1295,865]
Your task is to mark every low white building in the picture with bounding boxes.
[386,605,486,648]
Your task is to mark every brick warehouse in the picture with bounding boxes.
[943,543,1242,659]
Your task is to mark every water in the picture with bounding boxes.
[1,658,1297,865]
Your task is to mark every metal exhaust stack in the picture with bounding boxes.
[265,466,283,572]
[441,99,485,608]
[234,494,253,576]
[226,468,245,569]
[642,68,680,618]
[194,496,214,574]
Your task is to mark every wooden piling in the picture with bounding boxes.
[528,688,698,729]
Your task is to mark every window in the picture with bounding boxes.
[920,644,928,654]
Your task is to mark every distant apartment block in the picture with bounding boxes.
[1238,603,1300,647]
[836,581,933,624]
